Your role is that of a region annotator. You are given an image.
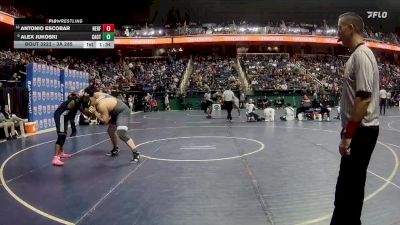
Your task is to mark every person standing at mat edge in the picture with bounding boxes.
[85,92,140,164]
[222,86,235,121]
[331,12,379,225]
[379,86,387,116]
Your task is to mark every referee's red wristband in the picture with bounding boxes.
[344,120,360,139]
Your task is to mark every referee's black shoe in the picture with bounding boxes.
[106,147,120,157]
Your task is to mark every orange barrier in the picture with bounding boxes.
[113,35,400,52]
[24,122,37,133]
[172,35,400,52]
[0,11,14,25]
[366,42,400,52]
[172,35,339,44]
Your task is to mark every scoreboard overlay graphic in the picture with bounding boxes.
[14,19,114,49]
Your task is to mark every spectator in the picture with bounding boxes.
[296,95,312,118]
[280,103,295,121]
[150,99,158,111]
[0,109,17,140]
[164,93,171,111]
[379,86,387,116]
[263,102,275,121]
[246,99,261,121]
[128,95,134,112]
[2,105,25,137]
[239,92,246,108]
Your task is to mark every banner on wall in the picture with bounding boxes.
[60,69,90,100]
[26,63,62,130]
[60,68,90,127]
[26,63,89,131]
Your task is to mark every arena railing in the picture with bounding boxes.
[114,34,400,52]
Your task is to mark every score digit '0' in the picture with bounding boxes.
[102,24,114,32]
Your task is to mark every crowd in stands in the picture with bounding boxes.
[240,53,400,105]
[2,48,400,100]
[0,49,188,94]
[189,54,241,91]
[240,54,303,91]
[2,48,400,96]
[0,49,117,90]
[0,3,30,18]
[126,57,188,94]
[294,54,400,94]
[379,63,400,90]
[240,53,343,95]
[295,54,344,94]
[2,48,400,138]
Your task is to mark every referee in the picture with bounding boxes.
[331,12,379,225]
[379,86,387,115]
[222,86,235,121]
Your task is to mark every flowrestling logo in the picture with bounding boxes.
[367,11,388,18]
[28,81,32,115]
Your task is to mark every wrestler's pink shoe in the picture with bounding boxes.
[59,151,71,159]
[52,156,64,166]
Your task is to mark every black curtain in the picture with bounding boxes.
[0,87,29,118]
